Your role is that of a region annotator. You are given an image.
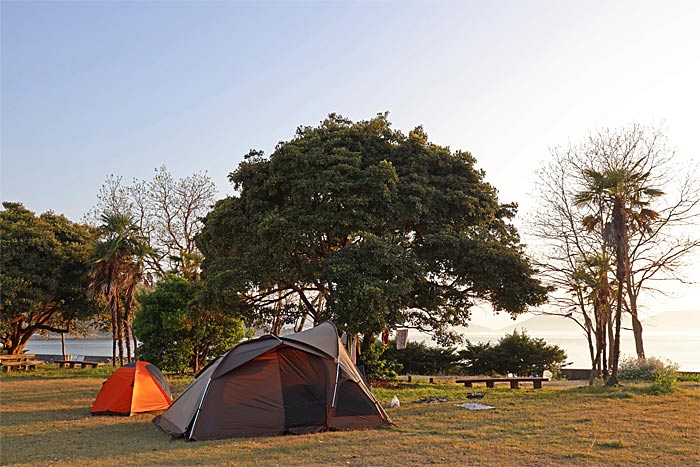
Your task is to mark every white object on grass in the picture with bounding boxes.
[390,395,400,408]
[456,403,495,410]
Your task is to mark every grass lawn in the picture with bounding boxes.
[1,367,698,466]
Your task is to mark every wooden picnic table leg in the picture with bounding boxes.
[486,381,495,388]
[510,380,519,389]
[533,380,543,389]
[463,382,473,388]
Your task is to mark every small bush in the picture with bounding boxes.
[383,340,463,375]
[358,340,401,382]
[618,356,678,381]
[677,372,700,382]
[648,368,678,395]
[460,331,567,376]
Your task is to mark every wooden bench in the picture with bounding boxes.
[2,360,44,372]
[55,360,104,369]
[455,377,549,389]
[0,354,36,362]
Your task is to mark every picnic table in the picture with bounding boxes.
[0,354,44,373]
[55,357,104,369]
[455,376,549,389]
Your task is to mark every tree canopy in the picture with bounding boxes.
[0,202,99,354]
[197,114,547,343]
[133,275,245,372]
[89,166,218,282]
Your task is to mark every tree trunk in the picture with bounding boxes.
[607,285,624,386]
[61,332,66,360]
[131,324,138,358]
[112,336,117,367]
[360,333,374,355]
[123,316,132,363]
[116,298,124,366]
[295,313,307,333]
[626,288,645,359]
[606,316,613,378]
[123,295,132,363]
[630,313,645,359]
[111,301,118,367]
[607,200,628,387]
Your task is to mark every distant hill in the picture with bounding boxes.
[641,310,700,334]
[494,309,699,336]
[497,314,583,334]
[456,323,494,334]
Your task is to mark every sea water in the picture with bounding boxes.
[25,330,699,371]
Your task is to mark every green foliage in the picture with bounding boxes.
[133,276,245,372]
[197,113,547,342]
[357,339,401,382]
[89,212,151,364]
[0,202,99,354]
[383,340,463,375]
[677,372,700,383]
[460,331,567,376]
[375,331,566,377]
[648,368,678,395]
[618,356,679,381]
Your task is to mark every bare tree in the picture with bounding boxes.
[89,167,218,282]
[529,124,699,384]
[529,149,613,383]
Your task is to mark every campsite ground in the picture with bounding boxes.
[1,368,698,467]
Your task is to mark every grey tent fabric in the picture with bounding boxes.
[284,322,339,359]
[154,322,391,440]
[152,356,221,436]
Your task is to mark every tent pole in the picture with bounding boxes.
[331,360,340,408]
[187,377,212,440]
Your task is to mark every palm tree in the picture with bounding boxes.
[575,166,662,385]
[89,213,149,366]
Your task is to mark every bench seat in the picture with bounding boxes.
[55,360,104,369]
[2,360,44,372]
[455,377,549,389]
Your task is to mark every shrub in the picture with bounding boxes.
[648,368,678,395]
[383,340,463,375]
[375,330,566,377]
[134,276,245,373]
[618,356,679,381]
[460,331,567,376]
[677,372,700,382]
[358,340,402,382]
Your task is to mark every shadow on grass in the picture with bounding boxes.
[0,407,95,426]
[0,367,115,380]
[1,419,175,465]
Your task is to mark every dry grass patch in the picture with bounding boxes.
[1,371,698,466]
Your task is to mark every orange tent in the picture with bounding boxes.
[92,361,172,415]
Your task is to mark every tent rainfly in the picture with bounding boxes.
[154,322,391,440]
[92,361,172,415]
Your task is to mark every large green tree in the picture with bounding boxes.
[133,276,245,372]
[197,114,547,345]
[0,202,98,354]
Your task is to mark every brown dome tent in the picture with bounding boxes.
[91,361,172,415]
[154,322,391,440]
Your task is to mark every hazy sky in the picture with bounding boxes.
[2,0,698,324]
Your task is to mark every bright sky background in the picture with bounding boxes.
[2,0,699,327]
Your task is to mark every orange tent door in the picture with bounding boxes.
[91,366,136,415]
[131,361,172,413]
